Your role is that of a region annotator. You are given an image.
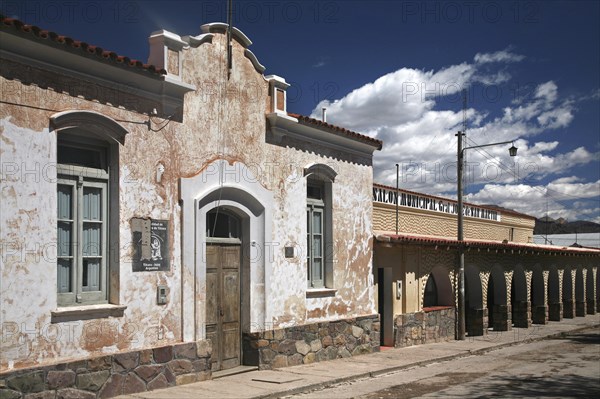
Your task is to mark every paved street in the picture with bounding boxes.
[287,328,600,398]
[118,315,599,399]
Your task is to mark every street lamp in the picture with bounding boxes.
[456,132,517,340]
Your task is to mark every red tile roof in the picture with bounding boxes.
[288,113,383,150]
[0,16,167,76]
[375,233,600,256]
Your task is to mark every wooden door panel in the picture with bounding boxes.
[206,271,219,326]
[222,322,240,368]
[221,246,240,268]
[205,244,241,371]
[205,324,220,371]
[223,271,239,321]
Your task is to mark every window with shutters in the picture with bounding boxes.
[307,182,325,288]
[57,135,109,306]
[305,163,336,290]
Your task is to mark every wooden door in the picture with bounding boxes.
[206,244,241,371]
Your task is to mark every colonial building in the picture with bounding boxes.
[0,18,382,398]
[372,183,599,348]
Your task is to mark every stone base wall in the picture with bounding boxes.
[576,301,587,317]
[244,315,380,370]
[548,302,563,321]
[489,305,512,331]
[586,299,596,315]
[0,340,211,399]
[563,300,575,318]
[532,305,548,325]
[512,301,532,328]
[466,307,488,336]
[394,307,455,347]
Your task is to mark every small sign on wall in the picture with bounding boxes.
[131,218,169,272]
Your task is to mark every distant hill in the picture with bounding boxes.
[534,218,600,235]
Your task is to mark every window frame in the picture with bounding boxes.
[56,140,110,307]
[307,190,325,288]
[305,174,334,290]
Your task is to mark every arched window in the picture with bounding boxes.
[304,163,336,289]
[206,208,241,241]
[52,111,126,307]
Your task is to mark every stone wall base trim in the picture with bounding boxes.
[512,301,532,328]
[0,340,212,399]
[244,315,380,370]
[394,308,455,347]
[489,305,512,331]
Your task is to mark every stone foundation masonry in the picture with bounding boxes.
[244,315,380,370]
[394,307,455,347]
[512,301,532,328]
[0,340,211,399]
[466,307,488,336]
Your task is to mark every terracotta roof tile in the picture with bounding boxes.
[288,112,383,150]
[375,233,600,255]
[1,15,167,76]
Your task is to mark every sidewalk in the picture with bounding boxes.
[118,314,600,399]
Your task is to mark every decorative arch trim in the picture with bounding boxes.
[304,163,337,182]
[50,110,129,145]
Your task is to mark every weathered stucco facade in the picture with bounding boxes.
[0,19,381,397]
[372,184,600,348]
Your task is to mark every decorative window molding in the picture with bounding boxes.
[306,163,335,289]
[51,111,126,309]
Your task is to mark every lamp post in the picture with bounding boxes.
[456,132,517,340]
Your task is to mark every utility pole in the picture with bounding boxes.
[396,163,399,235]
[456,131,466,340]
[456,135,518,341]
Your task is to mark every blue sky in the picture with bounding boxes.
[3,0,599,222]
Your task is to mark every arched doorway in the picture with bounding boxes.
[575,267,585,316]
[423,266,454,307]
[465,265,484,336]
[562,266,574,318]
[531,265,547,324]
[487,265,509,330]
[586,267,596,315]
[180,159,273,370]
[511,264,530,328]
[547,265,561,321]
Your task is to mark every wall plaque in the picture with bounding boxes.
[131,218,169,272]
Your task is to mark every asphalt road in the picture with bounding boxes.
[287,328,600,398]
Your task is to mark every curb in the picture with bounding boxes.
[255,323,600,399]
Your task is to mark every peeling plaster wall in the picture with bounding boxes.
[1,29,376,371]
[1,118,58,368]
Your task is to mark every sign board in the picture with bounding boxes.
[131,218,170,272]
[373,186,501,222]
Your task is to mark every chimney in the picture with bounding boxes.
[266,75,290,115]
